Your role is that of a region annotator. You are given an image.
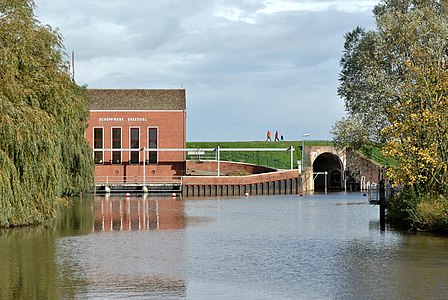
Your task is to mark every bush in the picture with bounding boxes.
[409,194,448,232]
[388,189,448,232]
[387,189,416,228]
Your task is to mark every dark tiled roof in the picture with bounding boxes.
[88,89,186,110]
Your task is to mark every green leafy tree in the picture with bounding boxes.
[0,0,94,227]
[335,0,448,230]
[331,116,370,150]
[376,1,448,194]
[336,27,389,144]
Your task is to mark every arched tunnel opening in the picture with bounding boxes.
[313,152,344,191]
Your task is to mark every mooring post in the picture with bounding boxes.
[142,146,146,184]
[324,171,328,194]
[298,160,303,196]
[379,179,386,231]
[217,146,220,176]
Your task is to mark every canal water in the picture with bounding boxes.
[1,192,448,299]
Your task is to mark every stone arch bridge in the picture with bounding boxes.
[301,145,346,192]
[302,145,382,192]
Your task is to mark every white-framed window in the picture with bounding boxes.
[93,127,104,164]
[148,127,158,164]
[129,127,140,164]
[111,127,122,164]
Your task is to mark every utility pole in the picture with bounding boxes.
[301,133,309,170]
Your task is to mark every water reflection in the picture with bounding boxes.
[0,226,62,299]
[2,193,448,299]
[56,194,188,299]
[0,194,188,299]
[94,194,185,232]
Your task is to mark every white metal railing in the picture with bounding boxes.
[367,183,402,205]
[93,147,297,176]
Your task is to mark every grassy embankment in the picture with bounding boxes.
[358,145,396,167]
[186,141,333,170]
[186,141,395,170]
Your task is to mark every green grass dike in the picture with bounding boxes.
[187,141,396,171]
[186,140,333,170]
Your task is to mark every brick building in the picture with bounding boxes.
[86,89,186,183]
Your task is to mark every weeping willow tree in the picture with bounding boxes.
[0,0,94,227]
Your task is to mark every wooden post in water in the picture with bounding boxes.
[379,179,386,231]
[298,174,303,196]
[298,160,303,196]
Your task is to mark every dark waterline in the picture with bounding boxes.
[1,192,447,299]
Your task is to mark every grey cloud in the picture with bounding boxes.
[35,0,375,141]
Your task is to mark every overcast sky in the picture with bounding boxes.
[34,0,377,142]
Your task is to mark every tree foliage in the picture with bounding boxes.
[336,27,388,144]
[0,0,94,227]
[378,1,448,194]
[335,0,448,193]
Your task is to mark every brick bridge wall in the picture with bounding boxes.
[183,161,299,197]
[187,160,276,175]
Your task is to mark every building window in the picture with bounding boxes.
[93,128,103,164]
[112,128,121,164]
[130,127,139,164]
[148,128,158,164]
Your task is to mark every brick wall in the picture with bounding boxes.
[87,110,186,178]
[346,149,382,184]
[186,160,276,175]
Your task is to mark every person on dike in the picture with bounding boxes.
[266,130,271,141]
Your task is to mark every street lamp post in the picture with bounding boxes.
[302,133,310,171]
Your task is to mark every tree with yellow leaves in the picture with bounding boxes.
[335,0,448,231]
